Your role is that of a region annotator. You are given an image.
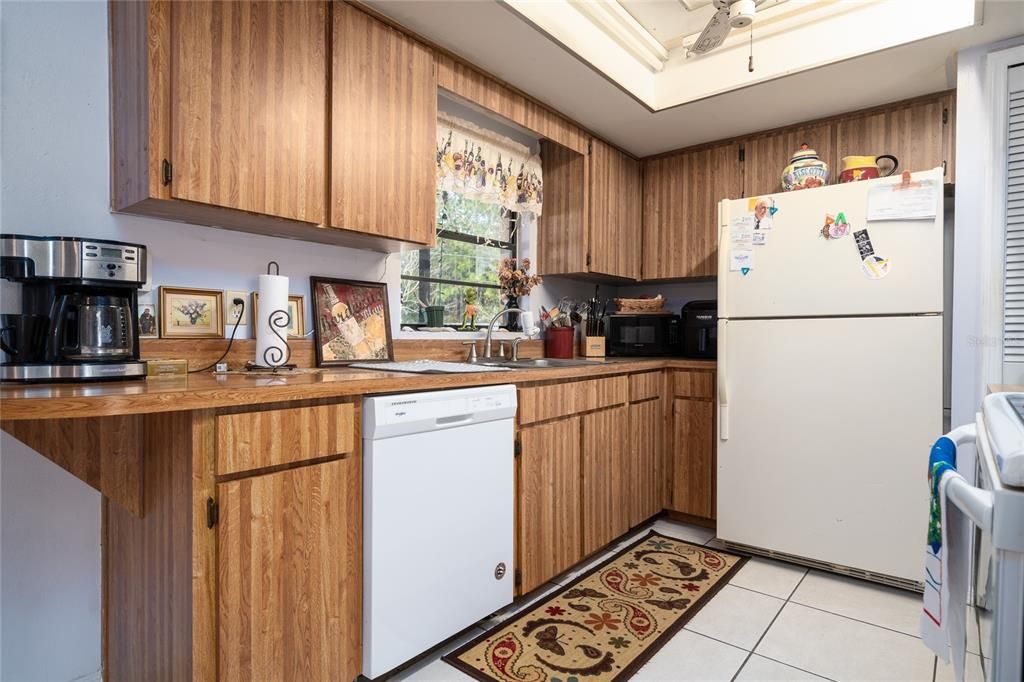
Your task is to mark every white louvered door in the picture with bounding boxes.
[1003,65,1024,377]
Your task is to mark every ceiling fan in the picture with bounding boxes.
[688,0,762,56]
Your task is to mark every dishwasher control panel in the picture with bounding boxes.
[363,385,517,439]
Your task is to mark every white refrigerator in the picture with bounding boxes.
[716,168,944,586]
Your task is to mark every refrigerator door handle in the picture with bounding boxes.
[717,199,729,312]
[718,318,728,441]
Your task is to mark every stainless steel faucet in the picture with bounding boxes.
[483,307,525,359]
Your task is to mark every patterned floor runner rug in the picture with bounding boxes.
[445,531,747,681]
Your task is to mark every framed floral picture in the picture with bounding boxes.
[252,293,306,339]
[310,277,393,366]
[159,286,224,339]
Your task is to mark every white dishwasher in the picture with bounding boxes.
[362,385,517,679]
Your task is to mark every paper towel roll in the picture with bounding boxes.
[256,273,289,367]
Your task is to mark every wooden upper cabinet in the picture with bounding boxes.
[537,139,640,280]
[537,140,589,275]
[835,94,952,182]
[589,139,642,280]
[331,3,436,244]
[642,142,741,280]
[170,1,328,223]
[743,123,834,197]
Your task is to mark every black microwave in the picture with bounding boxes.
[604,314,681,357]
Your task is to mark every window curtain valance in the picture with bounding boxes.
[436,113,543,216]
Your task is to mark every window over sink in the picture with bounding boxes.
[400,191,518,328]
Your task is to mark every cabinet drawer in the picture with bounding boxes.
[629,371,663,402]
[673,371,715,400]
[217,403,356,476]
[519,375,628,425]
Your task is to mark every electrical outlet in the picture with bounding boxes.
[226,290,249,326]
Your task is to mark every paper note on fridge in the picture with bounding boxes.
[729,215,755,271]
[730,250,753,272]
[730,215,754,246]
[866,179,938,221]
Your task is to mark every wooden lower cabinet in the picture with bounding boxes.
[103,404,362,682]
[581,406,629,555]
[671,398,715,519]
[218,457,361,681]
[517,416,583,593]
[627,397,665,527]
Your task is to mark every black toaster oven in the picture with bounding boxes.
[604,314,681,357]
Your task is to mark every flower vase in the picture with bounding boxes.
[504,295,521,331]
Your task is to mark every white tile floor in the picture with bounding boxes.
[394,518,988,682]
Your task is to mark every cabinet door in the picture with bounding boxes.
[331,3,436,244]
[589,139,642,280]
[582,406,629,555]
[538,140,589,275]
[627,398,663,528]
[518,417,583,593]
[218,457,360,681]
[642,142,741,279]
[835,96,949,179]
[671,398,715,519]
[171,1,327,223]
[743,123,834,197]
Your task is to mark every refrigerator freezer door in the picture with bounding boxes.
[716,315,943,582]
[719,168,943,319]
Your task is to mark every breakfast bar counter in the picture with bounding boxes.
[0,357,716,420]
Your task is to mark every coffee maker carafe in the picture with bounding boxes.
[0,235,147,381]
[52,293,135,360]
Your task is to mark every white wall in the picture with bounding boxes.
[0,434,102,682]
[0,1,585,678]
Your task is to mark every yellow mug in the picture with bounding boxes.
[839,155,899,183]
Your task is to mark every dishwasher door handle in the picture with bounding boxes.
[435,414,474,426]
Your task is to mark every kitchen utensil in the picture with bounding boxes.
[781,143,829,191]
[839,154,899,183]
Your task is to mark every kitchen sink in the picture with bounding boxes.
[479,358,603,369]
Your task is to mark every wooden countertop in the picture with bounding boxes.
[0,358,716,420]
[988,384,1024,394]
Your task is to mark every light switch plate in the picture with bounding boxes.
[226,290,249,326]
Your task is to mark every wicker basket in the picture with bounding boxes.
[614,295,665,313]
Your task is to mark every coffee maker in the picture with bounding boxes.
[0,235,148,381]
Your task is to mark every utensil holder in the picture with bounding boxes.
[579,334,605,358]
[545,327,574,359]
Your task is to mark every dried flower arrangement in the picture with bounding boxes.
[497,258,543,298]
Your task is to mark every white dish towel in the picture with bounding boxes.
[920,427,973,682]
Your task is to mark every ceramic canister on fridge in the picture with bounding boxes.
[255,261,290,368]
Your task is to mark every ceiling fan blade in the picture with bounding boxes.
[689,8,731,55]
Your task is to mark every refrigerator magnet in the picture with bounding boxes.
[820,212,850,240]
[862,254,891,279]
[853,228,875,259]
[749,197,774,230]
